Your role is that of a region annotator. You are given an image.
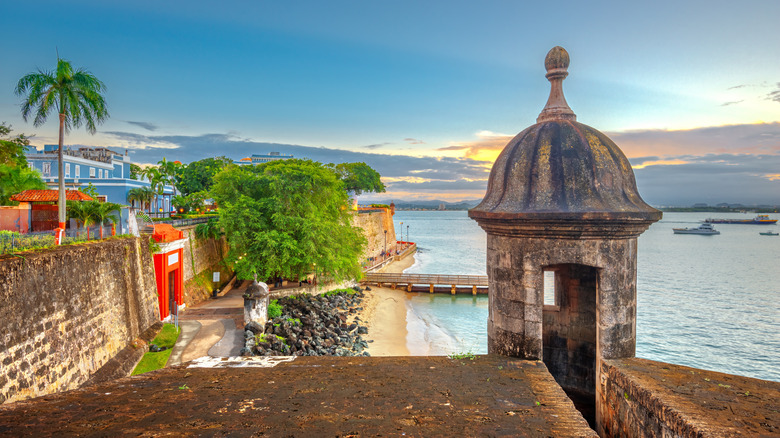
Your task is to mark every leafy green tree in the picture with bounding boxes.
[211,159,366,283]
[0,123,46,205]
[0,164,47,205]
[176,156,233,196]
[15,58,108,230]
[0,122,32,167]
[327,162,385,196]
[172,190,207,213]
[81,182,100,199]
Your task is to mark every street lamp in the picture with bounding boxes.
[407,225,409,244]
[399,222,403,242]
[383,230,387,256]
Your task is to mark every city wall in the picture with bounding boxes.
[352,209,396,262]
[0,237,159,404]
[179,226,233,307]
[598,358,779,437]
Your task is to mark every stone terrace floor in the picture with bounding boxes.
[0,355,596,437]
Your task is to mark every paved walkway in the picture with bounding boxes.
[170,282,248,364]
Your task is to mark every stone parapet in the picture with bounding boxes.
[598,357,780,437]
[0,237,159,404]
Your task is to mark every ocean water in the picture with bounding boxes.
[394,210,780,382]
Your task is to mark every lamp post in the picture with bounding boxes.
[407,225,409,244]
[399,222,403,242]
[383,230,387,257]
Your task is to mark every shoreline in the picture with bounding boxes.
[361,252,416,356]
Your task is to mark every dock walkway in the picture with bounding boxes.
[363,272,488,294]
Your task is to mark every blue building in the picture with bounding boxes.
[234,151,293,165]
[25,145,175,215]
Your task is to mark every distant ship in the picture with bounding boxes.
[704,214,777,225]
[673,223,720,235]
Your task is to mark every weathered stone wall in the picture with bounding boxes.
[486,234,637,361]
[598,358,780,437]
[0,237,159,404]
[352,210,396,262]
[269,278,359,299]
[180,226,233,308]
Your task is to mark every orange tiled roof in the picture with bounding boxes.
[152,223,184,243]
[10,190,94,202]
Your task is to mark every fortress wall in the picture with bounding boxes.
[352,210,396,262]
[597,358,780,437]
[0,237,159,404]
[179,226,233,307]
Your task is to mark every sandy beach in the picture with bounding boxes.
[360,253,415,356]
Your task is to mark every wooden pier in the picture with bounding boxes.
[362,273,489,295]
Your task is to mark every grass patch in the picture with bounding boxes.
[448,351,476,360]
[131,324,181,376]
[323,288,357,297]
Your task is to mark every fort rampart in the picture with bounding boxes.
[0,237,159,404]
[179,226,233,307]
[352,209,396,262]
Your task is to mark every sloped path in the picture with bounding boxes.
[170,283,247,363]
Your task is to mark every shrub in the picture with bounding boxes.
[268,299,283,319]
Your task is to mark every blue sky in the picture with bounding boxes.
[1,0,779,205]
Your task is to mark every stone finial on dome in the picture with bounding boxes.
[537,46,576,123]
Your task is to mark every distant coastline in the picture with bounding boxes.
[660,206,779,213]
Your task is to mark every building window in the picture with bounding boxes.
[90,167,96,178]
[42,162,51,177]
[75,165,80,178]
[99,169,103,178]
[106,170,111,178]
[65,163,70,178]
[97,195,107,202]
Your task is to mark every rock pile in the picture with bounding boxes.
[240,288,371,357]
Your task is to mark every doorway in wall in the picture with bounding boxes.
[542,264,598,427]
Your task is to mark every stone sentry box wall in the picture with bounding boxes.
[469,46,661,432]
[0,237,159,404]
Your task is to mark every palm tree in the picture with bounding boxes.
[157,158,181,196]
[66,200,96,240]
[142,167,167,216]
[15,58,108,236]
[129,186,155,211]
[127,187,149,210]
[89,201,121,238]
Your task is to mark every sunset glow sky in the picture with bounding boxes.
[1,1,778,205]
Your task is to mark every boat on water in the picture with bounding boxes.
[673,223,720,235]
[704,214,777,225]
[759,231,779,236]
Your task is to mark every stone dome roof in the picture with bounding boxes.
[469,47,661,238]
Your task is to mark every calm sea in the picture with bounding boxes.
[393,210,780,382]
